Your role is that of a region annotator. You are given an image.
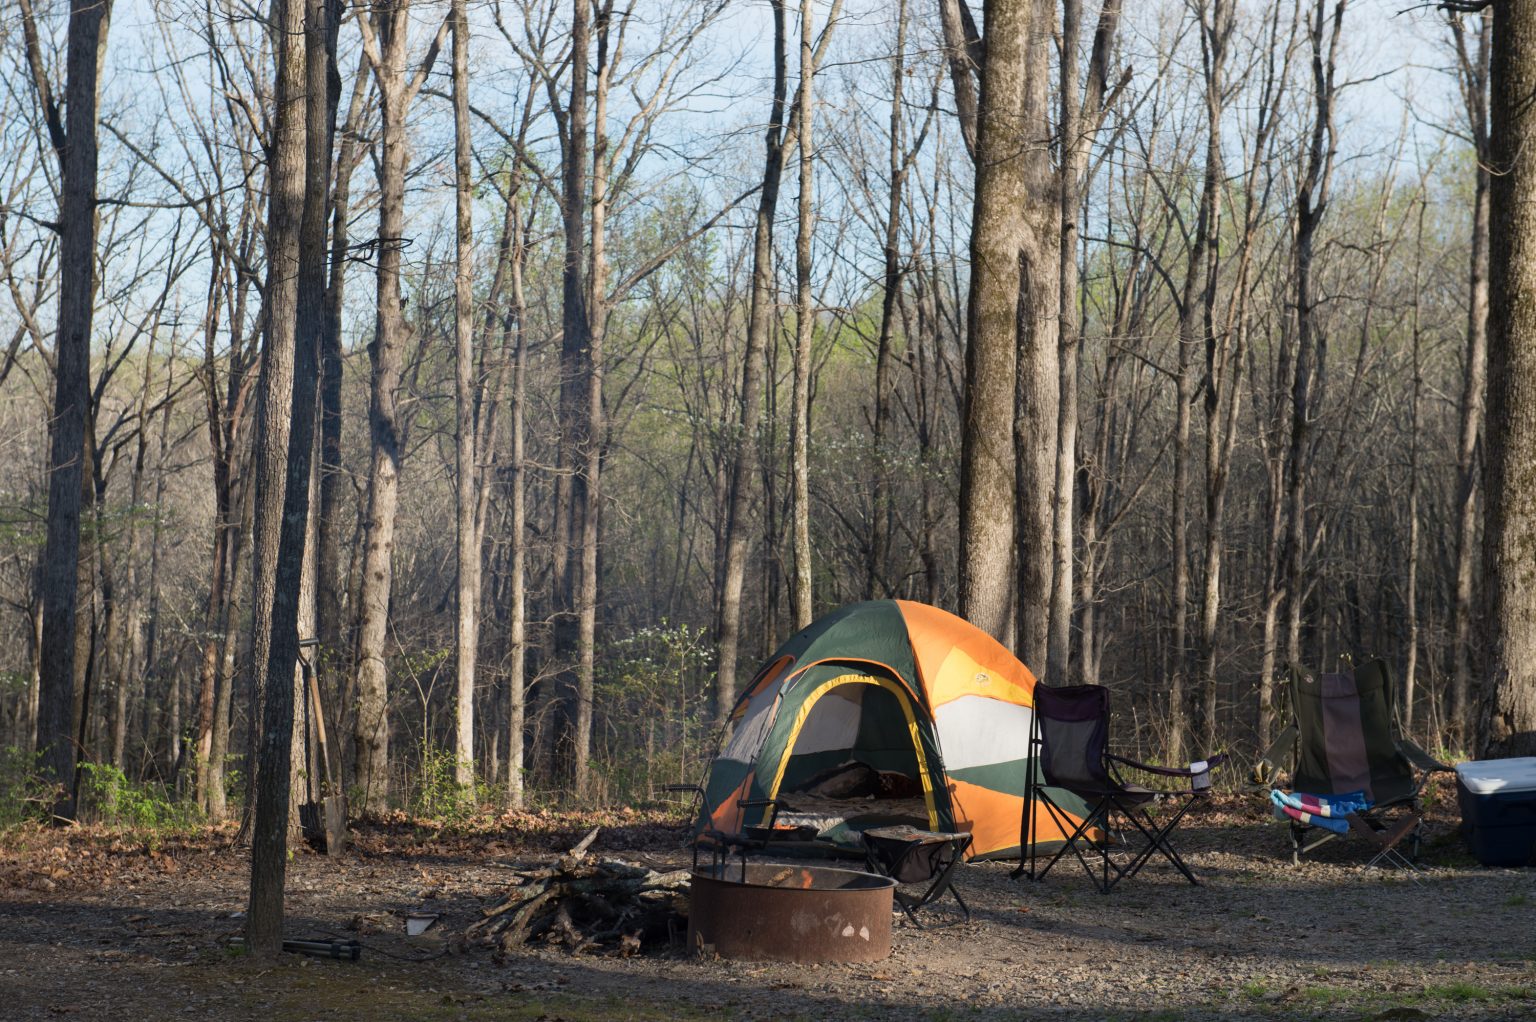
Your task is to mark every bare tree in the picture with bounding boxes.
[1050,0,1123,685]
[451,0,477,789]
[1169,0,1231,762]
[20,0,115,821]
[246,0,312,955]
[713,0,788,718]
[1449,7,1490,747]
[788,0,818,630]
[352,0,448,812]
[1283,0,1346,669]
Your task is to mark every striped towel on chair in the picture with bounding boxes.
[1270,789,1370,835]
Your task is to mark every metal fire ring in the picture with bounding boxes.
[687,861,897,963]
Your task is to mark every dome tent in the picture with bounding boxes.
[699,599,1090,859]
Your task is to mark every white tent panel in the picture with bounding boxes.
[932,695,1033,771]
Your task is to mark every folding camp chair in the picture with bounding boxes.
[862,825,971,927]
[1258,659,1451,872]
[1014,684,1225,894]
[667,784,795,881]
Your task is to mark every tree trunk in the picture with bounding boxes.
[713,0,788,718]
[353,0,441,811]
[321,55,370,775]
[505,196,529,809]
[959,0,1033,645]
[551,0,592,791]
[1283,0,1344,673]
[195,254,235,812]
[788,0,816,630]
[451,0,477,790]
[1479,0,1536,758]
[1010,0,1060,665]
[1178,0,1230,760]
[866,0,906,602]
[1452,9,1491,750]
[1050,0,1121,685]
[572,0,619,796]
[245,0,312,957]
[1405,200,1425,732]
[25,0,114,823]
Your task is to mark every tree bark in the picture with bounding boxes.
[25,0,114,823]
[1452,9,1491,749]
[1479,0,1536,758]
[572,0,619,796]
[245,0,312,957]
[1283,0,1344,672]
[352,0,444,811]
[320,55,369,776]
[713,0,787,719]
[865,0,907,602]
[789,0,816,630]
[1173,0,1229,762]
[1010,0,1060,665]
[1053,0,1122,683]
[451,0,477,790]
[551,0,591,790]
[959,0,1032,645]
[505,196,529,809]
[1405,199,1426,732]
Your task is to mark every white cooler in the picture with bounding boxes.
[1455,757,1536,867]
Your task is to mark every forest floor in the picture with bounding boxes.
[2,789,1534,1022]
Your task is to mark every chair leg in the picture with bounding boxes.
[1353,813,1427,883]
[1117,794,1201,887]
[949,883,970,923]
[894,890,925,929]
[1058,799,1118,894]
[1292,822,1338,863]
[1029,795,1107,887]
[924,838,974,925]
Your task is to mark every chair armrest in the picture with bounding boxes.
[1107,752,1227,777]
[1397,738,1452,775]
[736,798,783,827]
[1252,723,1298,786]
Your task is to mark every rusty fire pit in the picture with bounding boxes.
[687,861,897,963]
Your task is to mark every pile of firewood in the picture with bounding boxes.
[467,827,690,956]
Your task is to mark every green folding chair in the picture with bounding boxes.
[1258,658,1451,867]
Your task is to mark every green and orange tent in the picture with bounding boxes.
[698,599,1090,860]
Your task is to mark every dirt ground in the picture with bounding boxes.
[3,792,1534,1022]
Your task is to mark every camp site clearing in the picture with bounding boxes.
[2,797,1534,1022]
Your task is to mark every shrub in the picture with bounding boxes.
[0,746,57,829]
[76,762,202,833]
[407,740,478,824]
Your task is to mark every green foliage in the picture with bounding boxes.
[408,740,477,824]
[590,621,714,805]
[0,746,57,829]
[222,759,244,813]
[1418,981,1531,1003]
[76,762,202,833]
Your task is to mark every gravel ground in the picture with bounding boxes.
[2,796,1534,1021]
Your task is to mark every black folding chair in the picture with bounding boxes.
[1015,684,1225,894]
[862,825,972,927]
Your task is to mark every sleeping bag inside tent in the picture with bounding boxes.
[698,599,1091,859]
